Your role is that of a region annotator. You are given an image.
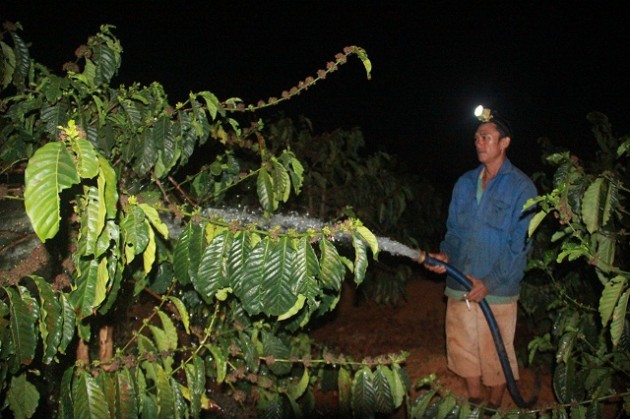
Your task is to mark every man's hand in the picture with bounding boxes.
[423,252,449,274]
[464,274,489,303]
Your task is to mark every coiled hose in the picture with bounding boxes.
[419,251,536,409]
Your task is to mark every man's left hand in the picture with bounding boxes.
[464,275,488,303]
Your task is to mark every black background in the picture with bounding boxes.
[2,1,629,186]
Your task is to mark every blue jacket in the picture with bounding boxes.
[441,159,537,303]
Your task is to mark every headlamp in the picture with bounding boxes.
[474,105,493,122]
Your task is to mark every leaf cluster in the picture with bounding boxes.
[523,113,630,416]
[0,21,427,418]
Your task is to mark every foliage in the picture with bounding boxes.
[259,115,445,305]
[0,22,423,418]
[523,112,630,417]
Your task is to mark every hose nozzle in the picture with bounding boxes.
[416,250,427,264]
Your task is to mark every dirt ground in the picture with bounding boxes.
[309,272,557,416]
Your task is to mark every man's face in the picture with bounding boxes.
[474,122,509,165]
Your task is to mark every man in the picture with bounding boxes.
[424,107,537,408]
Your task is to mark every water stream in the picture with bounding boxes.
[199,207,421,260]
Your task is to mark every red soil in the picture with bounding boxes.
[309,272,557,416]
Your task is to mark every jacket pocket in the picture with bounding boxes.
[485,199,510,231]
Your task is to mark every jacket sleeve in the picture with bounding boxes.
[440,179,464,258]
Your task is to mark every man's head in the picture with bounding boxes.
[474,120,510,166]
[472,107,513,167]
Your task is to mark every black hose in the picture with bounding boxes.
[424,254,536,409]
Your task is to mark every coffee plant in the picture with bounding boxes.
[521,112,630,417]
[0,22,424,418]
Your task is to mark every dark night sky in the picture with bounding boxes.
[2,1,629,186]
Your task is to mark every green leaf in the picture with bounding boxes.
[388,364,406,408]
[154,365,175,419]
[91,43,119,85]
[260,237,297,316]
[69,259,99,318]
[138,203,169,239]
[167,296,190,334]
[95,371,116,418]
[31,276,63,364]
[7,373,40,419]
[569,405,587,419]
[373,366,394,413]
[195,230,233,303]
[81,185,106,257]
[198,91,224,120]
[152,115,177,178]
[132,130,158,176]
[553,358,576,404]
[352,46,372,79]
[121,205,148,263]
[184,355,205,417]
[602,178,617,227]
[173,224,192,285]
[24,142,80,241]
[262,330,291,376]
[92,259,112,310]
[207,344,227,384]
[148,312,176,373]
[228,231,253,296]
[356,225,379,257]
[409,389,436,418]
[5,286,37,368]
[98,156,118,220]
[286,153,304,194]
[238,238,268,316]
[352,367,376,418]
[528,209,549,237]
[611,289,629,347]
[116,368,139,418]
[582,178,603,234]
[239,332,260,372]
[352,233,368,286]
[1,40,16,88]
[173,223,205,286]
[293,237,320,283]
[72,369,111,419]
[257,167,276,214]
[593,232,616,273]
[41,102,69,138]
[287,368,309,401]
[436,393,457,419]
[277,294,306,321]
[58,367,74,418]
[158,310,178,351]
[143,220,156,273]
[272,158,291,202]
[556,331,577,364]
[97,255,123,315]
[58,293,76,354]
[73,138,100,179]
[599,275,626,327]
[319,239,346,291]
[9,31,30,84]
[338,367,352,416]
[137,334,158,358]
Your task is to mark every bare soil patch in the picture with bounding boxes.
[309,272,557,416]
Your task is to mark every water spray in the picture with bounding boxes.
[415,249,536,409]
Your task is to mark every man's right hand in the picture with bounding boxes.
[423,252,449,274]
